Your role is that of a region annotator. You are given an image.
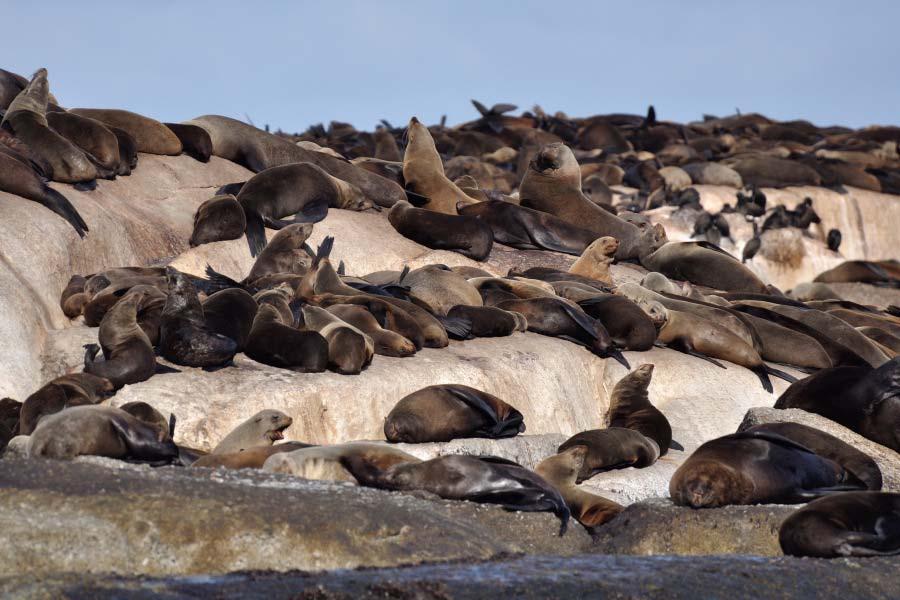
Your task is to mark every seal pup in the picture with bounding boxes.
[159,268,237,368]
[27,405,179,463]
[606,364,679,454]
[669,431,866,508]
[568,236,618,285]
[263,442,420,483]
[779,492,900,557]
[536,446,625,531]
[388,200,493,261]
[68,108,182,155]
[402,116,476,214]
[83,292,160,388]
[343,453,571,535]
[244,304,329,372]
[212,410,293,454]
[325,305,417,357]
[189,194,246,247]
[201,288,258,351]
[457,200,601,256]
[300,305,374,374]
[192,442,314,470]
[164,123,212,162]
[18,373,115,435]
[557,427,660,482]
[640,242,768,293]
[384,384,525,443]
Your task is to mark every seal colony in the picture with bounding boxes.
[2,66,900,559]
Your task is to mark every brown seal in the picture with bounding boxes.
[206,223,314,292]
[27,405,179,462]
[388,200,494,261]
[402,117,476,214]
[312,294,426,351]
[45,111,121,178]
[606,364,678,455]
[263,442,420,483]
[18,373,115,435]
[384,384,525,443]
[640,241,768,293]
[68,108,182,155]
[300,305,374,374]
[402,265,483,316]
[577,294,657,351]
[374,126,402,161]
[192,441,314,469]
[727,155,822,188]
[779,492,900,557]
[164,123,212,162]
[858,326,900,354]
[211,409,293,454]
[669,431,865,508]
[325,304,417,357]
[568,236,618,285]
[536,446,625,531]
[59,274,88,317]
[814,260,900,286]
[201,288,258,351]
[557,427,660,482]
[244,304,329,372]
[106,125,138,176]
[446,304,527,338]
[189,194,247,247]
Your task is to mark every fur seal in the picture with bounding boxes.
[384,384,525,443]
[27,405,179,462]
[263,442,420,483]
[458,199,601,256]
[446,304,527,338]
[680,162,743,187]
[374,126,402,161]
[164,123,212,162]
[45,111,121,178]
[557,427,660,482]
[106,125,138,176]
[59,274,88,317]
[518,142,666,260]
[727,155,821,188]
[68,108,182,155]
[159,268,237,367]
[201,288,258,351]
[83,291,159,388]
[189,194,247,247]
[192,441,314,469]
[640,242,768,293]
[535,446,625,531]
[0,397,21,450]
[774,357,900,451]
[402,117,477,214]
[312,294,428,350]
[300,305,374,374]
[577,294,658,351]
[402,265,483,316]
[606,364,677,454]
[670,431,866,508]
[244,304,329,372]
[388,200,494,261]
[186,115,406,208]
[325,305,417,357]
[814,260,900,286]
[859,327,900,354]
[2,69,98,184]
[18,373,115,435]
[118,401,171,436]
[779,492,900,557]
[343,453,571,535]
[742,422,882,491]
[212,410,293,454]
[568,236,618,285]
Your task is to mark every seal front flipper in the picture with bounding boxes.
[42,186,89,237]
[669,439,685,451]
[608,348,631,370]
[154,363,180,375]
[244,210,267,257]
[203,264,248,293]
[73,180,97,192]
[751,365,774,393]
[108,413,179,463]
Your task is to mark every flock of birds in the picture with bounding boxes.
[1,66,900,559]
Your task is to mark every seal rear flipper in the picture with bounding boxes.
[466,489,570,536]
[528,228,582,256]
[436,315,472,340]
[42,186,88,237]
[556,301,601,342]
[203,264,247,293]
[108,414,179,462]
[608,348,631,370]
[669,439,685,451]
[72,180,97,192]
[731,430,820,455]
[154,362,180,375]
[244,210,267,257]
[404,190,430,207]
[887,305,900,318]
[444,386,502,426]
[663,342,726,369]
[314,236,335,266]
[751,365,774,393]
[793,484,869,501]
[764,364,798,384]
[833,527,900,557]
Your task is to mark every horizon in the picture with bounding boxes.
[3,1,898,132]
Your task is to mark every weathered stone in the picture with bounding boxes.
[390,434,568,470]
[591,497,796,556]
[739,407,900,492]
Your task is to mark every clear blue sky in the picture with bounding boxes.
[3,1,897,132]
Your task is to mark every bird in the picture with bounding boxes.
[742,223,761,263]
[827,228,842,252]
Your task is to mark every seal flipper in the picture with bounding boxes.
[435,315,473,340]
[154,363,180,375]
[108,413,179,463]
[72,180,97,192]
[608,348,631,370]
[444,388,524,438]
[751,365,774,393]
[556,300,601,342]
[42,186,88,237]
[793,485,869,501]
[764,364,798,384]
[464,488,570,537]
[244,210,267,257]
[404,190,430,207]
[528,226,583,256]
[203,264,247,293]
[669,439,685,451]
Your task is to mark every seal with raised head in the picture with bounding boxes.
[402,116,476,214]
[779,492,900,557]
[211,409,293,455]
[189,194,246,247]
[606,364,678,454]
[244,303,329,372]
[568,236,618,285]
[18,373,115,435]
[557,427,660,482]
[164,123,212,162]
[384,384,525,443]
[68,108,182,155]
[669,430,866,508]
[83,291,159,388]
[388,200,494,261]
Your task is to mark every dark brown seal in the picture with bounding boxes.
[641,241,768,293]
[83,292,159,388]
[68,108,182,155]
[578,294,657,351]
[59,274,88,318]
[244,304,329,372]
[201,288,258,351]
[189,194,247,247]
[164,123,212,162]
[388,200,493,261]
[45,111,121,178]
[326,304,417,357]
[18,373,115,435]
[606,364,678,455]
[446,304,527,338]
[384,384,525,443]
[557,427,660,483]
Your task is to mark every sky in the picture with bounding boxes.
[3,1,898,132]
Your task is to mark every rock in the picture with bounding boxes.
[390,434,568,470]
[739,407,900,492]
[578,457,681,506]
[0,458,590,577]
[591,497,796,556]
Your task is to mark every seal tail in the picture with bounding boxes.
[244,210,267,257]
[436,314,473,340]
[43,186,88,238]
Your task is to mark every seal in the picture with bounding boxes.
[577,294,658,351]
[557,427,660,482]
[640,242,768,293]
[201,288,258,351]
[779,492,900,557]
[457,199,601,256]
[186,115,406,207]
[189,194,246,247]
[212,409,294,454]
[402,265,483,316]
[244,303,329,372]
[192,441,314,469]
[388,200,494,261]
[18,373,115,435]
[263,442,420,483]
[313,294,427,350]
[118,401,172,437]
[742,422,882,490]
[669,431,866,507]
[159,267,238,368]
[727,155,822,188]
[68,108,183,155]
[606,364,678,454]
[27,405,179,462]
[518,142,667,260]
[45,111,121,178]
[446,304,527,338]
[300,305,374,374]
[774,357,900,451]
[384,384,525,443]
[342,453,571,535]
[568,236,618,285]
[535,446,625,531]
[325,304,417,357]
[164,122,212,162]
[374,126,402,161]
[106,125,138,176]
[1,69,98,184]
[402,116,477,214]
[0,397,21,450]
[814,260,900,286]
[59,274,88,317]
[859,327,900,354]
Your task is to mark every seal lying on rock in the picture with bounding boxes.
[325,305,417,357]
[384,384,525,443]
[557,427,660,482]
[212,410,293,455]
[189,194,246,247]
[388,200,494,261]
[263,442,420,482]
[244,304,329,372]
[640,242,768,293]
[193,442,314,470]
[300,305,374,375]
[18,373,114,435]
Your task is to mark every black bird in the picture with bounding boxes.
[790,197,821,229]
[762,205,791,231]
[736,186,767,217]
[827,228,842,252]
[713,212,732,240]
[742,223,761,263]
[692,211,713,238]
